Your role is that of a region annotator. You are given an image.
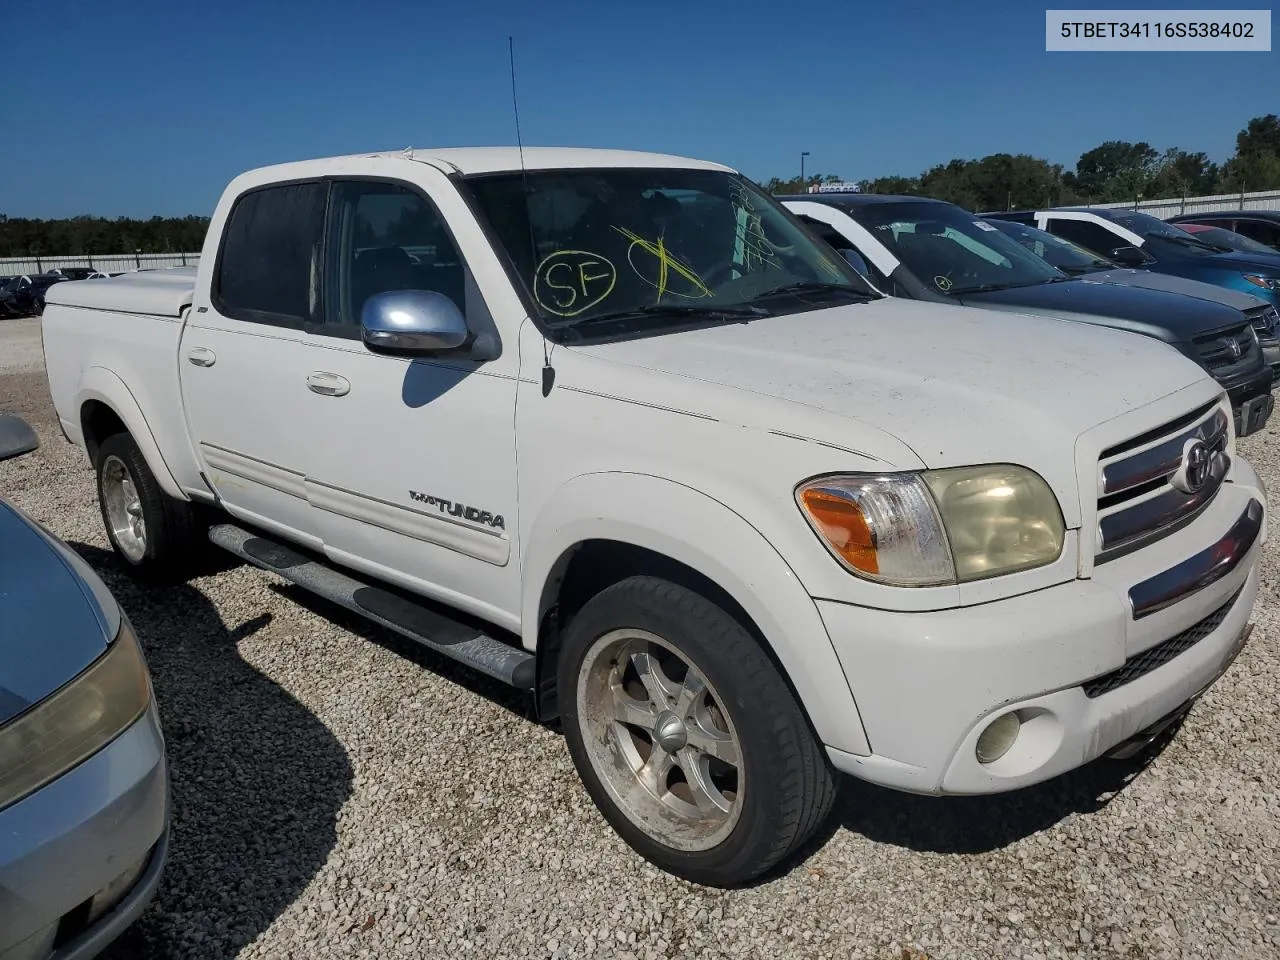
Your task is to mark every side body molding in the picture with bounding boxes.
[520,471,872,757]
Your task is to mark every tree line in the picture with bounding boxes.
[763,113,1280,213]
[0,214,210,260]
[5,113,1280,256]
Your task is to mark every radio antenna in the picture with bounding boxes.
[509,35,555,395]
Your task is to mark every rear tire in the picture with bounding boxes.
[558,575,836,887]
[95,431,203,579]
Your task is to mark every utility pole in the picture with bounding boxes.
[800,151,810,192]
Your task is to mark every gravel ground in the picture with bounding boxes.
[2,314,1279,959]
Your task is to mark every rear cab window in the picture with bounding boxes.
[213,182,327,327]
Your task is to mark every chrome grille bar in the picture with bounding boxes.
[1095,401,1230,564]
[1100,408,1228,497]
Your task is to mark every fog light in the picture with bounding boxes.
[976,712,1021,764]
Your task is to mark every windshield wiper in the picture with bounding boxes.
[948,277,1066,294]
[749,280,872,301]
[554,302,770,338]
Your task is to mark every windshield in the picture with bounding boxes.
[848,201,1065,294]
[1111,211,1202,241]
[463,168,873,330]
[1177,224,1278,255]
[985,218,1114,272]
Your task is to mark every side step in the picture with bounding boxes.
[208,524,535,689]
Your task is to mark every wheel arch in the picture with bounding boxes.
[521,471,871,757]
[76,367,186,500]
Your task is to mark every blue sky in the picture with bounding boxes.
[2,0,1277,218]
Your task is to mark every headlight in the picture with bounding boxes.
[0,617,151,812]
[1243,274,1280,292]
[796,465,1065,586]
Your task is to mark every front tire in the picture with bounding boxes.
[95,431,202,578]
[559,575,836,887]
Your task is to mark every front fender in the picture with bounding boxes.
[76,366,186,501]
[521,471,871,757]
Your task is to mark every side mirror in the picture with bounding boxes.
[839,247,872,276]
[0,414,38,462]
[360,290,469,356]
[1109,245,1149,267]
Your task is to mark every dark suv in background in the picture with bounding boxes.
[984,217,1280,374]
[983,207,1280,313]
[1167,210,1280,252]
[782,193,1275,437]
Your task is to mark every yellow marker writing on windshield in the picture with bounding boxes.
[612,225,712,300]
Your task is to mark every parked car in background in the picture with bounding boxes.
[0,275,68,318]
[782,193,1274,436]
[41,147,1268,886]
[1167,210,1280,252]
[0,413,170,960]
[1173,222,1280,256]
[48,267,99,281]
[982,217,1280,373]
[982,207,1280,312]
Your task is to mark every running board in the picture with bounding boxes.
[208,524,535,689]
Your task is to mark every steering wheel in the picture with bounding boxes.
[700,258,743,288]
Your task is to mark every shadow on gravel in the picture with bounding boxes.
[745,718,1187,886]
[65,544,354,960]
[266,581,539,724]
[835,720,1183,855]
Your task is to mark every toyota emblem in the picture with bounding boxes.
[1171,438,1212,494]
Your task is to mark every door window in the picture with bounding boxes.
[1234,219,1280,250]
[322,181,467,331]
[213,181,327,326]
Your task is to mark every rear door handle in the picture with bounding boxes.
[306,372,350,397]
[186,347,216,367]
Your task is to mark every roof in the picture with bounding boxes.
[1169,209,1280,221]
[373,146,735,175]
[776,192,946,206]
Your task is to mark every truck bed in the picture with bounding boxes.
[41,267,204,497]
[44,267,197,318]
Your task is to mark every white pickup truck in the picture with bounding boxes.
[41,147,1266,886]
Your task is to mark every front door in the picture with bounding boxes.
[179,180,330,549]
[298,177,521,623]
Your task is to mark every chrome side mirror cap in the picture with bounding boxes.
[360,290,470,356]
[0,414,38,462]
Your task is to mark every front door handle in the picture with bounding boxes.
[306,372,350,397]
[186,347,216,367]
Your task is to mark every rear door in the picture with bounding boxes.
[178,180,330,548]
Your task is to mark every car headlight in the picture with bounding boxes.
[0,617,151,812]
[1243,274,1280,292]
[796,465,1066,586]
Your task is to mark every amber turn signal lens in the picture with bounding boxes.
[798,487,878,574]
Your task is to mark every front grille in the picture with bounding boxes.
[1082,585,1242,697]
[1193,323,1259,374]
[1248,305,1280,340]
[1095,400,1229,563]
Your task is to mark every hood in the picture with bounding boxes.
[0,500,117,725]
[1081,269,1270,312]
[1201,249,1280,273]
[567,298,1210,525]
[957,278,1246,341]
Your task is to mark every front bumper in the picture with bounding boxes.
[0,705,169,960]
[818,467,1265,796]
[1260,337,1280,375]
[1224,367,1275,437]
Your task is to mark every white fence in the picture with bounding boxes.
[1084,188,1280,219]
[0,252,201,277]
